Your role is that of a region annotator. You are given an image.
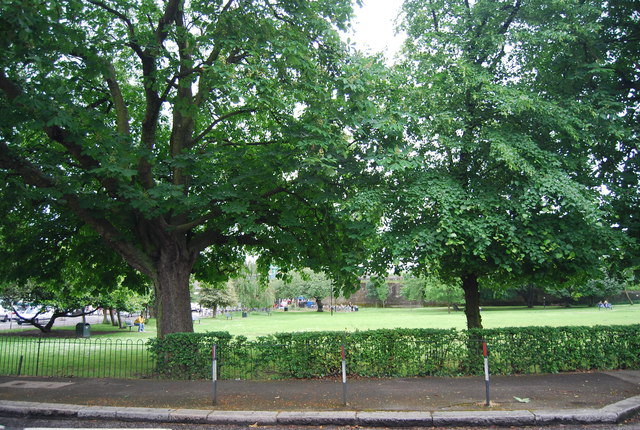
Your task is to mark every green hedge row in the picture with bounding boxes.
[148,326,640,380]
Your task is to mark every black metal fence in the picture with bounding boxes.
[0,337,154,379]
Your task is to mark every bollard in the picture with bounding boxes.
[212,344,218,405]
[17,355,23,376]
[483,341,490,406]
[341,342,347,405]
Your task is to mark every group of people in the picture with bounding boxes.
[597,301,613,310]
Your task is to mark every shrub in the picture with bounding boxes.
[148,326,640,380]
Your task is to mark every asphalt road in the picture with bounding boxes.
[2,415,640,429]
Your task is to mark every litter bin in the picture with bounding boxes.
[75,323,90,338]
[242,312,248,318]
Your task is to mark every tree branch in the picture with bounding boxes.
[104,63,130,135]
[189,108,256,147]
[220,139,286,147]
[0,141,156,280]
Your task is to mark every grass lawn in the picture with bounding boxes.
[195,305,640,338]
[6,305,639,339]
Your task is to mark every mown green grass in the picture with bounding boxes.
[196,305,640,338]
[6,305,639,340]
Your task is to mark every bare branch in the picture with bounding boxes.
[156,0,182,44]
[220,139,285,147]
[189,108,256,147]
[104,63,130,135]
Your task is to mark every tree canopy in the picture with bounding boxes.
[373,0,630,328]
[1,0,636,336]
[0,0,383,336]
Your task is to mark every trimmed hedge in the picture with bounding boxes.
[148,325,640,380]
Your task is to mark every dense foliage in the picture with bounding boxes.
[0,0,385,336]
[372,0,634,329]
[1,0,637,336]
[149,326,640,380]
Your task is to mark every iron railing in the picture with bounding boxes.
[0,337,154,379]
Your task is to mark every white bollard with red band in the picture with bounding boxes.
[212,344,218,405]
[341,342,347,405]
[483,341,490,406]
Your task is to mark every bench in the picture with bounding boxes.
[192,315,201,323]
[224,312,232,320]
[124,320,133,331]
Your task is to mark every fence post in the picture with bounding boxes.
[35,339,42,377]
[212,344,218,405]
[483,340,490,406]
[341,341,347,406]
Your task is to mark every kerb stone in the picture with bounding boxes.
[169,408,213,423]
[115,407,172,421]
[433,410,535,427]
[600,394,640,422]
[358,411,433,427]
[277,411,357,426]
[206,410,278,425]
[534,409,618,425]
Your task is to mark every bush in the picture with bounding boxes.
[148,325,640,380]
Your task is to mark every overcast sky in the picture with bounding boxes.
[347,0,405,60]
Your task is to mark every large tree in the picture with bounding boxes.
[378,0,624,329]
[0,1,382,336]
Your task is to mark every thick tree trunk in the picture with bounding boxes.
[154,244,195,338]
[109,308,118,326]
[461,273,482,329]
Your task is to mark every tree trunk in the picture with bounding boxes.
[623,288,634,305]
[461,273,482,329]
[109,308,118,326]
[316,297,324,312]
[154,246,195,338]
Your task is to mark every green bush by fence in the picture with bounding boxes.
[2,325,638,380]
[150,325,640,380]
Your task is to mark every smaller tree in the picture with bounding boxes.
[196,280,238,317]
[366,276,390,308]
[0,281,96,333]
[401,274,464,313]
[233,263,275,311]
[272,269,334,312]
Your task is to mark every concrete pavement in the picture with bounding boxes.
[1,371,640,427]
